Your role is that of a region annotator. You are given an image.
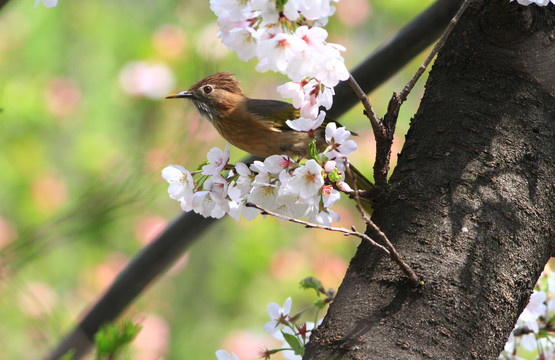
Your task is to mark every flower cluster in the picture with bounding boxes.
[499,269,555,359]
[210,0,349,123]
[162,122,357,225]
[216,277,333,360]
[511,0,554,5]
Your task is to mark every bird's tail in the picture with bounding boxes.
[345,163,374,214]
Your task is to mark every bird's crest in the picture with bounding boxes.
[188,72,243,95]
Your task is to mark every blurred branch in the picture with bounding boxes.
[0,0,10,12]
[44,1,463,359]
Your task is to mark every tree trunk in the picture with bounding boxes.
[304,1,555,359]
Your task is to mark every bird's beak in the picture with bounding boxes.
[165,91,193,99]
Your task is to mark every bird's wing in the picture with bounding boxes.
[245,98,353,133]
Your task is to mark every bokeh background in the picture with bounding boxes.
[0,1,435,359]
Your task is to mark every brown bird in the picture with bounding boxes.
[166,72,372,191]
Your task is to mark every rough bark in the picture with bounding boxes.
[304,1,555,359]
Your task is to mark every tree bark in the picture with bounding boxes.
[304,1,555,359]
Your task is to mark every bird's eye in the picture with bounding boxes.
[203,85,213,94]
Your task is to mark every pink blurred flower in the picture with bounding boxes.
[0,216,17,250]
[45,77,82,117]
[134,215,167,246]
[152,25,187,59]
[93,253,129,291]
[31,174,67,215]
[119,61,175,99]
[19,282,57,318]
[220,331,270,360]
[133,314,170,360]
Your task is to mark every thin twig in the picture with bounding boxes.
[374,0,472,188]
[244,202,391,255]
[398,0,472,103]
[347,165,421,287]
[347,75,385,139]
[246,200,420,286]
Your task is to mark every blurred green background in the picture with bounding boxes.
[0,1,434,359]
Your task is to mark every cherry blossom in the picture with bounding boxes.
[286,111,326,132]
[263,155,295,175]
[263,297,292,334]
[325,122,358,157]
[35,0,58,7]
[209,0,251,21]
[256,33,307,74]
[310,209,340,227]
[287,160,325,200]
[276,82,305,109]
[215,350,240,360]
[202,144,230,175]
[511,0,554,5]
[162,165,193,199]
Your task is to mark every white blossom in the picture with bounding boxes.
[286,111,326,131]
[277,81,305,109]
[511,0,554,5]
[315,54,349,88]
[325,122,357,156]
[256,32,306,74]
[35,0,58,7]
[263,297,292,334]
[162,165,192,199]
[287,159,325,199]
[310,209,340,226]
[216,350,240,360]
[518,291,547,334]
[252,0,280,24]
[210,0,252,21]
[263,155,295,175]
[191,191,226,218]
[219,21,259,61]
[202,144,230,175]
[321,184,340,209]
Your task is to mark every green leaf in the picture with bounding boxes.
[308,139,319,161]
[282,331,305,356]
[313,299,325,309]
[196,160,209,171]
[299,276,323,296]
[94,320,142,359]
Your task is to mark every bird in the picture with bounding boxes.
[166,72,373,192]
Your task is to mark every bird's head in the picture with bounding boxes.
[166,72,245,122]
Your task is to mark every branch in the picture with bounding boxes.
[398,0,472,103]
[347,164,421,287]
[347,75,384,139]
[330,0,464,117]
[245,201,420,286]
[244,202,391,255]
[368,0,472,189]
